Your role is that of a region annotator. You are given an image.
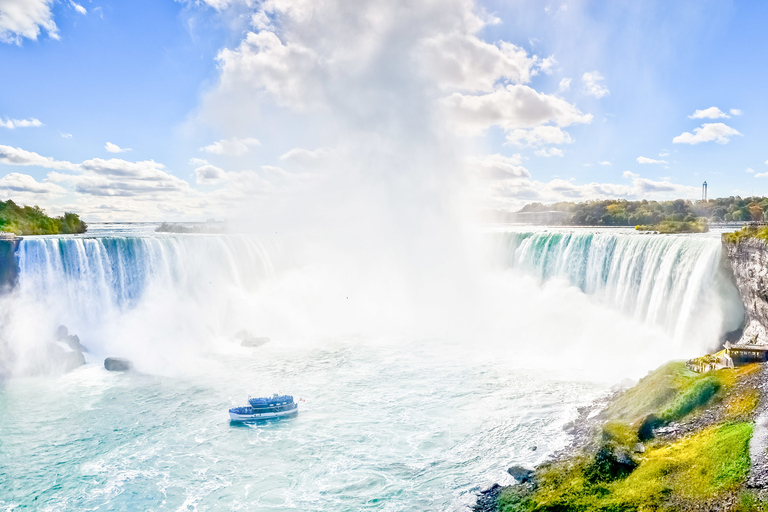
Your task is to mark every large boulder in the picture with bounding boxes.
[56,325,88,353]
[507,465,535,483]
[104,357,133,372]
[48,341,86,373]
[585,442,638,482]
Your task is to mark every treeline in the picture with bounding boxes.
[520,196,768,226]
[0,200,87,235]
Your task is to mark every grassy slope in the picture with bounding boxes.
[498,362,763,511]
[0,200,87,235]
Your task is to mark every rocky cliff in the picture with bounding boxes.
[722,237,768,345]
[0,238,20,293]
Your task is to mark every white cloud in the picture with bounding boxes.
[279,147,335,167]
[730,109,743,116]
[598,161,612,166]
[467,153,529,180]
[755,172,768,179]
[194,164,227,184]
[443,84,592,136]
[0,172,65,195]
[105,142,131,153]
[484,173,697,210]
[0,144,77,170]
[582,71,609,98]
[200,137,260,156]
[49,158,191,197]
[534,147,564,157]
[0,117,43,129]
[214,1,557,111]
[60,132,72,139]
[659,151,670,157]
[506,125,573,146]
[689,107,730,119]
[637,156,668,164]
[0,144,189,198]
[747,168,755,173]
[417,33,554,93]
[672,123,741,145]
[69,1,86,15]
[558,77,571,91]
[0,0,58,44]
[623,171,638,179]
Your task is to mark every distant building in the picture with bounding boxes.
[702,181,708,201]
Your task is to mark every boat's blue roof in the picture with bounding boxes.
[249,394,293,406]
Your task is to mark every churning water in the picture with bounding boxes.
[0,225,745,510]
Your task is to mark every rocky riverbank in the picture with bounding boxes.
[475,361,768,511]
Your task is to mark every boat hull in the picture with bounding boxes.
[229,405,298,422]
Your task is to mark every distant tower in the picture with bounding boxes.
[702,181,708,201]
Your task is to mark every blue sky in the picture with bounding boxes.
[0,0,766,221]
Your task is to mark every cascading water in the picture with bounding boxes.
[0,226,748,511]
[497,229,744,348]
[16,234,276,322]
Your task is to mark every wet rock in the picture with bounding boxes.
[633,443,646,453]
[722,239,768,345]
[0,237,20,293]
[104,357,133,372]
[586,443,637,482]
[638,413,664,441]
[236,331,270,347]
[473,483,503,512]
[49,341,86,373]
[507,465,534,483]
[56,325,69,340]
[64,334,88,353]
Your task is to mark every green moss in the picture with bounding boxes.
[0,200,86,235]
[618,422,752,501]
[602,421,638,446]
[498,423,753,511]
[726,389,761,420]
[659,376,720,422]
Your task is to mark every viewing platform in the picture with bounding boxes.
[725,341,768,365]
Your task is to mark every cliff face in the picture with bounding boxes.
[0,238,19,292]
[723,238,768,345]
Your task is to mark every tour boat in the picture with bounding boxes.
[229,394,298,422]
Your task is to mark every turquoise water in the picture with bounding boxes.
[0,225,741,510]
[0,340,600,511]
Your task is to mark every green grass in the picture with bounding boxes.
[659,376,720,422]
[498,422,753,511]
[0,200,86,235]
[723,225,768,244]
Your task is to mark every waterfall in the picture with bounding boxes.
[497,229,744,344]
[2,228,745,376]
[9,234,279,356]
